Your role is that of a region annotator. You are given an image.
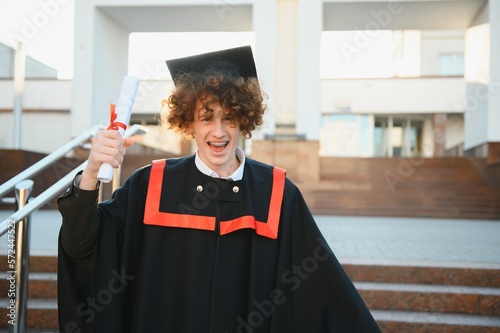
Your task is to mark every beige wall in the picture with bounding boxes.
[251,139,320,182]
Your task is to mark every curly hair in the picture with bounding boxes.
[161,69,267,139]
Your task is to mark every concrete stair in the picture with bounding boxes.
[299,157,500,220]
[0,256,58,332]
[344,262,500,332]
[1,256,499,332]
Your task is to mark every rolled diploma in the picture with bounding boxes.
[97,75,140,183]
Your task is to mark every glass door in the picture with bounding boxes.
[374,116,424,157]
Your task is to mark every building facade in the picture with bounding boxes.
[1,0,498,170]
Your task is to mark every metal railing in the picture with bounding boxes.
[9,180,33,333]
[0,123,148,333]
[0,124,105,200]
[0,123,147,236]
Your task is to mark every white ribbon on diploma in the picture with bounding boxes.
[97,75,140,183]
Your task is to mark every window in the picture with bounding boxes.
[438,53,464,76]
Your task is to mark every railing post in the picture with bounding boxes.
[9,179,33,333]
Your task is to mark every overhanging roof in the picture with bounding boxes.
[324,0,488,31]
[98,5,253,32]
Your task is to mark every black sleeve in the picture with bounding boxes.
[57,167,149,333]
[58,175,100,258]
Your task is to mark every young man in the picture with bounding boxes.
[58,46,381,332]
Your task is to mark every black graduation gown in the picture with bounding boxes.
[57,155,381,333]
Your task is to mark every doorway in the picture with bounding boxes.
[374,116,424,157]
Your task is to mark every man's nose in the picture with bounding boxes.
[212,119,226,137]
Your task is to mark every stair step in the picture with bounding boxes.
[0,255,57,273]
[309,207,500,218]
[372,310,500,333]
[310,208,500,217]
[307,201,500,212]
[356,282,500,316]
[307,193,499,199]
[0,257,499,331]
[0,272,57,298]
[311,208,500,220]
[305,193,500,203]
[343,262,500,288]
[310,203,500,216]
[28,273,58,298]
[0,298,58,329]
[0,330,59,333]
[300,182,500,191]
[301,183,498,191]
[299,178,500,220]
[300,156,500,220]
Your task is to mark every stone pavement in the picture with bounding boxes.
[1,210,499,267]
[315,215,500,267]
[1,210,61,256]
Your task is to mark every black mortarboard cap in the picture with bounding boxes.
[165,45,257,86]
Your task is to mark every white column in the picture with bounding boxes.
[387,116,393,157]
[71,2,130,137]
[13,42,26,149]
[404,117,412,156]
[464,0,500,151]
[275,0,298,135]
[253,0,277,139]
[71,0,94,136]
[296,0,322,140]
[488,0,500,143]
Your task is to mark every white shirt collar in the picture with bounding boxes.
[194,147,245,181]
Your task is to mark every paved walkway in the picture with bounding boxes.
[1,210,500,266]
[315,215,500,267]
